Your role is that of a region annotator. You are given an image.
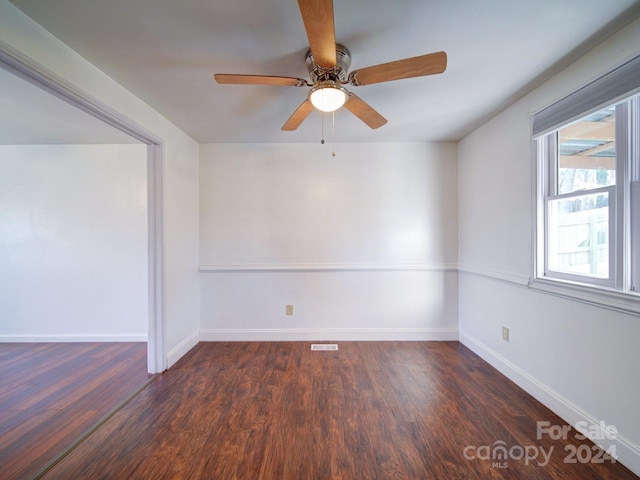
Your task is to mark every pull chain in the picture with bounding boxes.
[331,111,336,157]
[319,111,336,156]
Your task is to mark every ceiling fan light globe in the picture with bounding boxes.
[309,83,348,112]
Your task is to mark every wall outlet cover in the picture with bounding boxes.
[502,326,510,342]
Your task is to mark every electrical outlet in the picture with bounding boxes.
[502,326,510,342]
[286,304,294,316]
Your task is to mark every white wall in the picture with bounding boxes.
[199,142,458,340]
[0,144,147,340]
[458,17,640,474]
[0,0,200,369]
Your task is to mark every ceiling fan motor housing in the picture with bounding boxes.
[305,43,351,84]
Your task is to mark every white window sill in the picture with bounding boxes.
[529,277,640,316]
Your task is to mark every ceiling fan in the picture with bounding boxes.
[214,0,447,132]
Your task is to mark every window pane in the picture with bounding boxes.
[633,182,640,291]
[547,192,609,278]
[557,105,616,195]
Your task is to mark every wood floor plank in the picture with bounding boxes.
[0,342,149,480]
[37,342,639,480]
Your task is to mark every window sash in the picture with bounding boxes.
[544,187,616,287]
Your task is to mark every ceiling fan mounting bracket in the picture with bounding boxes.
[305,43,351,85]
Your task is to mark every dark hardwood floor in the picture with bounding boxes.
[35,341,637,479]
[0,342,150,480]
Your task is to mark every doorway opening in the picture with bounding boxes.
[0,40,164,373]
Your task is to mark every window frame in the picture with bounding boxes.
[631,94,640,293]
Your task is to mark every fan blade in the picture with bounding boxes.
[344,94,387,129]
[297,0,336,68]
[349,51,447,86]
[214,74,308,87]
[282,99,315,131]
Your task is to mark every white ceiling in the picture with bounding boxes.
[7,0,640,144]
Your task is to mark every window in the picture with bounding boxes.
[546,104,617,284]
[532,54,640,313]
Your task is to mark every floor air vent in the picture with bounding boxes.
[311,344,338,351]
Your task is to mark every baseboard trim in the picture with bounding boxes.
[166,330,199,369]
[459,331,640,477]
[0,334,147,343]
[199,328,458,342]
